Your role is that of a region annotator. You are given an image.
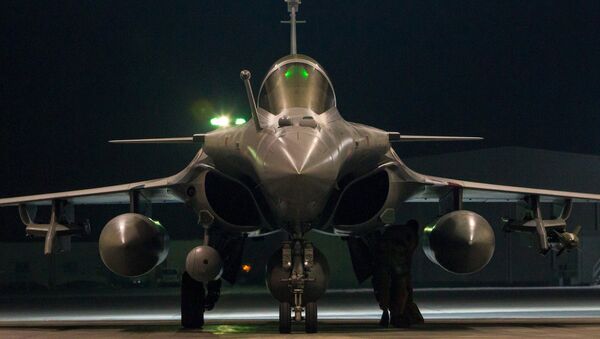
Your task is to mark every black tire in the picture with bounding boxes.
[181,271,205,329]
[279,302,292,334]
[305,302,318,333]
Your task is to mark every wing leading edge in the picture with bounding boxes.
[0,177,183,207]
[407,175,600,203]
[0,148,213,207]
[388,132,483,142]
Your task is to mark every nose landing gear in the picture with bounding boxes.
[267,238,329,334]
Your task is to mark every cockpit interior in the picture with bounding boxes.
[258,60,336,115]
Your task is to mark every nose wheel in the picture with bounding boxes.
[276,239,320,334]
[278,299,318,334]
[305,302,318,333]
[279,302,292,334]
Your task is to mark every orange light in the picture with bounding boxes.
[242,264,252,273]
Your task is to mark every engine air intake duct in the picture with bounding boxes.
[333,170,389,226]
[204,171,261,227]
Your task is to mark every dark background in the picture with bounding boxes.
[1,0,599,237]
[0,1,599,292]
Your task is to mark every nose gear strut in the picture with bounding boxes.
[267,231,329,334]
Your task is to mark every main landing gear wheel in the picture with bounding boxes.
[305,302,318,333]
[279,302,292,334]
[181,271,205,329]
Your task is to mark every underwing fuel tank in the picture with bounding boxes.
[423,210,495,274]
[99,213,169,277]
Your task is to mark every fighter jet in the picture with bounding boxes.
[1,0,599,334]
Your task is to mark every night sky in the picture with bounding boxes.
[1,1,599,204]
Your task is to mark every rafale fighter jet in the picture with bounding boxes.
[1,0,600,334]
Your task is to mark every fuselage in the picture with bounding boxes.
[202,55,390,233]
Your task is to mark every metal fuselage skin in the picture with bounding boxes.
[201,55,390,233]
[203,107,390,233]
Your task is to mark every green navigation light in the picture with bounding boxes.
[210,116,230,127]
[148,218,165,230]
[234,118,246,125]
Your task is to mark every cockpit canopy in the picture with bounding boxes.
[258,57,336,115]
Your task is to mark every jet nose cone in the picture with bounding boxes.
[260,130,337,223]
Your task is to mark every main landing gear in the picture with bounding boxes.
[181,271,205,329]
[267,237,329,334]
[181,273,222,329]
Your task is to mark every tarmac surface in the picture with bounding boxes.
[1,286,600,338]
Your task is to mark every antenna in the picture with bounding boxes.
[282,0,305,55]
[240,70,262,131]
